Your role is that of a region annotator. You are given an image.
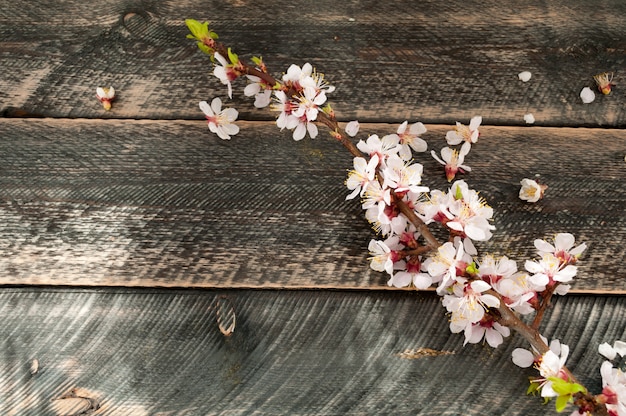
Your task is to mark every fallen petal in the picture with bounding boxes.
[524,113,535,124]
[580,87,596,104]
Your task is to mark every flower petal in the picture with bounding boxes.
[512,348,535,368]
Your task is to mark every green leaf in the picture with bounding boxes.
[227,47,239,65]
[549,377,587,396]
[185,19,209,40]
[527,381,541,396]
[197,42,211,55]
[555,394,569,412]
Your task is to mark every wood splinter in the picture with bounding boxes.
[395,348,455,359]
[51,388,100,415]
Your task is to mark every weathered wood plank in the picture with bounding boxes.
[0,288,623,415]
[0,118,624,292]
[1,0,626,125]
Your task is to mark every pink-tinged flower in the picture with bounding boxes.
[493,271,537,314]
[272,91,299,130]
[519,178,547,202]
[536,344,570,397]
[345,155,379,200]
[597,342,626,416]
[598,361,626,416]
[446,180,495,242]
[213,52,239,99]
[477,255,518,285]
[431,146,471,182]
[465,319,510,348]
[345,120,360,137]
[395,121,427,160]
[368,236,403,276]
[382,154,429,195]
[443,280,500,332]
[362,179,395,234]
[357,134,401,167]
[244,75,272,108]
[199,98,239,140]
[96,87,115,110]
[446,116,482,152]
[534,233,587,266]
[273,90,317,141]
[283,63,335,95]
[283,63,313,88]
[293,86,327,123]
[425,240,473,293]
[525,253,578,290]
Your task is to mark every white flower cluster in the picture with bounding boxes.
[524,233,586,296]
[597,341,626,416]
[202,60,336,141]
[512,339,626,414]
[512,339,570,397]
[344,122,431,289]
[270,63,336,140]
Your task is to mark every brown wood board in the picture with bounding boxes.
[0,288,624,415]
[0,119,624,292]
[1,0,626,125]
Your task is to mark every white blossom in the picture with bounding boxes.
[96,87,115,110]
[446,116,482,152]
[534,233,586,265]
[199,98,239,140]
[519,178,546,203]
[431,146,471,182]
[395,121,427,160]
[345,155,379,200]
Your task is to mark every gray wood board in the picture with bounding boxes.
[0,119,624,292]
[0,288,623,415]
[1,0,625,125]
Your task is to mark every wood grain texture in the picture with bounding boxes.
[0,118,624,292]
[1,0,626,126]
[0,288,624,415]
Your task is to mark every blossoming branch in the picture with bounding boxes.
[185,19,624,415]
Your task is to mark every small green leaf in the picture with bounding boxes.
[555,394,569,412]
[527,381,541,396]
[227,47,239,65]
[251,56,263,66]
[185,19,209,40]
[197,42,211,55]
[549,377,587,396]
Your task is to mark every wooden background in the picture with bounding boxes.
[1,0,625,414]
